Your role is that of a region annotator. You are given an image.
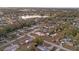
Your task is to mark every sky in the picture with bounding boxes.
[0,0,79,7]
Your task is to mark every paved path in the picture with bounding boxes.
[4,44,19,51]
[0,24,71,51]
[25,27,71,51]
[44,40,71,51]
[0,35,26,48]
[0,25,39,49]
[27,28,39,39]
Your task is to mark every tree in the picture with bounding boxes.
[74,33,79,50]
[28,43,36,51]
[61,23,78,37]
[74,33,79,45]
[33,36,44,46]
[0,27,6,36]
[4,25,13,33]
[49,28,55,35]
